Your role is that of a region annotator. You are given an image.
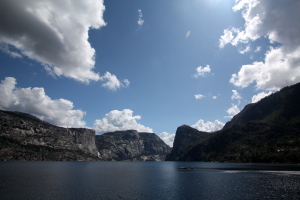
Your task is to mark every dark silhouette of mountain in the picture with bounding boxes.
[166,82,300,163]
[165,125,211,161]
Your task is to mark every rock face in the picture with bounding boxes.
[0,110,99,161]
[165,125,211,161]
[95,130,171,161]
[166,82,300,163]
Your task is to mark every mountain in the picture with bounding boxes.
[166,82,300,163]
[0,110,99,161]
[165,125,211,161]
[223,83,300,129]
[95,130,171,161]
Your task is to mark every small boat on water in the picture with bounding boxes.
[178,166,188,169]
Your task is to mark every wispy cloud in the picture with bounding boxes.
[231,90,242,100]
[186,30,191,38]
[137,9,144,27]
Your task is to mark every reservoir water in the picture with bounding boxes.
[0,162,299,200]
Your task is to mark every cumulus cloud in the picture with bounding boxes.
[0,77,86,127]
[195,94,205,100]
[192,119,225,132]
[226,104,241,118]
[159,132,175,147]
[231,90,242,100]
[194,65,211,78]
[251,91,273,103]
[93,109,153,134]
[101,72,130,91]
[137,9,144,27]
[0,0,110,84]
[220,0,300,90]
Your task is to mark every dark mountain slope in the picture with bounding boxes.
[166,82,300,163]
[165,125,212,161]
[224,82,300,129]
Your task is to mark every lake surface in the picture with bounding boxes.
[0,162,300,200]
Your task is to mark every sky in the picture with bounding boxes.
[1,0,300,147]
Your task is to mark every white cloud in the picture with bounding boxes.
[221,0,300,90]
[159,132,175,147]
[231,90,242,100]
[186,30,191,38]
[101,72,130,91]
[226,104,241,118]
[230,47,300,90]
[251,91,273,103]
[255,46,261,52]
[93,109,153,134]
[219,28,236,48]
[0,0,109,83]
[0,77,86,127]
[137,9,144,27]
[238,45,251,54]
[195,94,205,100]
[192,119,225,132]
[212,96,217,99]
[0,44,23,58]
[194,65,211,78]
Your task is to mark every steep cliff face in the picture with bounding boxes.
[165,125,212,161]
[0,110,99,161]
[95,130,171,161]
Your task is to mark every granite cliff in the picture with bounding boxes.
[166,82,300,163]
[0,110,99,161]
[165,125,211,161]
[95,130,171,161]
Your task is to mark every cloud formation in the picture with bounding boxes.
[159,132,175,147]
[93,109,153,134]
[231,90,242,100]
[0,77,86,127]
[137,9,144,27]
[226,104,240,118]
[195,94,205,100]
[251,91,273,103]
[220,0,300,90]
[194,65,211,78]
[186,30,191,38]
[0,0,107,83]
[192,119,224,132]
[101,72,130,91]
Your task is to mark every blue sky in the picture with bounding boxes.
[1,0,300,147]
